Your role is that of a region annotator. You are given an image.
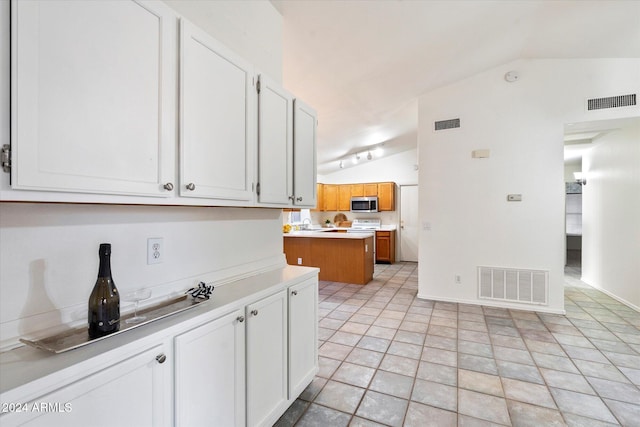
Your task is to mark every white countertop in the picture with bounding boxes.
[0,264,318,396]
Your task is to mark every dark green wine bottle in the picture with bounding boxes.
[88,243,120,338]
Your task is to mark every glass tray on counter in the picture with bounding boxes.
[20,295,208,354]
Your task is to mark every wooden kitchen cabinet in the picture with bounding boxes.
[364,183,378,197]
[350,184,364,197]
[376,230,396,263]
[323,184,339,211]
[246,291,288,427]
[338,185,352,211]
[174,309,246,427]
[313,183,325,211]
[288,278,319,399]
[377,182,396,211]
[0,344,171,427]
[11,0,176,197]
[284,235,374,284]
[180,19,256,203]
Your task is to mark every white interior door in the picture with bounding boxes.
[400,185,419,262]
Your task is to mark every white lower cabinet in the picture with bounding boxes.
[246,290,288,427]
[0,273,318,427]
[174,309,246,427]
[1,344,171,427]
[288,278,319,398]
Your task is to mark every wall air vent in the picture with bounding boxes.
[434,118,460,131]
[587,94,636,111]
[478,266,548,305]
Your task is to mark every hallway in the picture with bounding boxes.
[276,262,640,426]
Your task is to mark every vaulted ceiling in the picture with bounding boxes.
[271,0,640,174]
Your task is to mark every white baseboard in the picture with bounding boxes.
[579,278,640,313]
[416,293,566,315]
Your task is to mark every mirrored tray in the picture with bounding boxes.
[20,295,208,353]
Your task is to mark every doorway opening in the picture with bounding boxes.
[399,185,419,262]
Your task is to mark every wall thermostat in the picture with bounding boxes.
[504,71,519,82]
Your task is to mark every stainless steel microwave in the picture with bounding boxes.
[351,197,378,213]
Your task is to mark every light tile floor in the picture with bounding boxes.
[275,262,640,427]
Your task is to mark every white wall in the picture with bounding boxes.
[582,120,640,310]
[418,58,640,314]
[0,0,285,350]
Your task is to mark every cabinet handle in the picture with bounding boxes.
[156,353,167,364]
[186,183,196,191]
[251,309,258,316]
[296,197,303,202]
[163,182,174,191]
[291,290,298,296]
[288,195,295,201]
[237,315,245,323]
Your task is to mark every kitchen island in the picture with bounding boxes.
[283,230,374,285]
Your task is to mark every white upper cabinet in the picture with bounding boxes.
[256,76,318,208]
[293,99,318,208]
[8,2,315,207]
[10,0,176,197]
[257,74,294,205]
[179,19,255,203]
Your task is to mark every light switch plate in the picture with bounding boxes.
[507,194,522,202]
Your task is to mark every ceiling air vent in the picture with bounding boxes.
[434,118,460,131]
[587,94,636,111]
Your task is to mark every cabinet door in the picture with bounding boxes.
[2,344,170,427]
[378,182,396,211]
[338,185,352,211]
[312,183,325,211]
[288,278,319,399]
[174,310,245,427]
[376,231,391,262]
[180,19,255,202]
[363,183,378,197]
[246,291,288,427]
[292,99,317,207]
[324,184,338,211]
[257,75,294,205]
[350,184,364,197]
[11,0,176,197]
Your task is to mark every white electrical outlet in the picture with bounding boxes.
[297,257,303,265]
[147,238,163,265]
[455,274,462,284]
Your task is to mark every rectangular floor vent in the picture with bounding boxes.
[434,118,460,131]
[587,94,636,111]
[478,266,548,305]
